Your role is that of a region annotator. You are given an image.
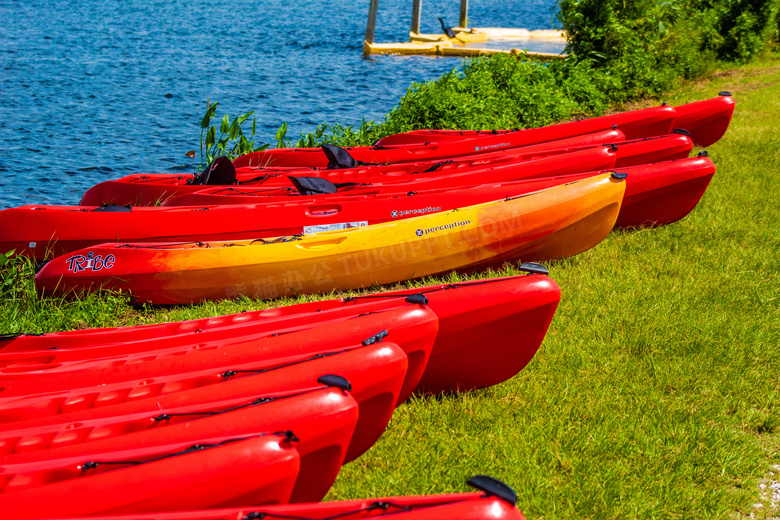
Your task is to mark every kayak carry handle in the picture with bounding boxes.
[277,430,300,443]
[698,150,709,157]
[318,374,352,391]
[362,329,389,346]
[466,475,518,505]
[518,262,549,276]
[405,293,429,306]
[611,172,628,179]
[672,128,691,136]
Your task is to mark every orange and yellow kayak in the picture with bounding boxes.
[35,173,626,304]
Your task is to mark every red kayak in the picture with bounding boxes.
[1,272,561,395]
[2,150,706,265]
[6,146,618,261]
[165,131,689,203]
[0,298,423,370]
[16,475,526,520]
[165,154,713,229]
[615,153,715,227]
[0,306,437,409]
[230,102,680,168]
[0,432,300,518]
[163,131,687,205]
[79,135,624,206]
[375,94,735,148]
[1,384,359,503]
[77,130,690,208]
[0,342,408,465]
[224,94,731,170]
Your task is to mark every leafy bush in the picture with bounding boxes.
[557,0,778,96]
[698,0,779,62]
[203,0,779,151]
[379,54,610,134]
[293,119,382,148]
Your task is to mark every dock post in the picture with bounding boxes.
[364,0,379,55]
[411,0,422,35]
[459,0,469,28]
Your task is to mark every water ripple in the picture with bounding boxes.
[0,0,560,208]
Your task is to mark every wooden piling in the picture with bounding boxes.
[411,0,423,35]
[459,0,469,28]
[364,0,380,54]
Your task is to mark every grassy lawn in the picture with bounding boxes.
[327,57,780,518]
[2,55,779,518]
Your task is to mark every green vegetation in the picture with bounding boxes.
[328,61,780,518]
[200,100,268,164]
[5,0,780,513]
[2,58,779,517]
[194,0,780,164]
[281,0,780,147]
[204,0,780,156]
[0,251,133,335]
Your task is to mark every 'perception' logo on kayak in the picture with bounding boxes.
[66,251,116,273]
[415,219,471,237]
[392,206,442,219]
[474,142,511,152]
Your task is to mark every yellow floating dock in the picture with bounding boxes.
[364,32,565,60]
[363,41,564,60]
[363,1,566,59]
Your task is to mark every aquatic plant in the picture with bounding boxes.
[200,101,269,164]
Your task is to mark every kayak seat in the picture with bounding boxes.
[321,143,375,169]
[288,176,339,195]
[93,204,132,212]
[187,156,237,186]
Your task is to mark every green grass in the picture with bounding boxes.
[2,57,779,518]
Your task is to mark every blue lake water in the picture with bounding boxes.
[0,0,561,209]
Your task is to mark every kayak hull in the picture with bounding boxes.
[375,95,734,148]
[35,175,625,304]
[1,387,359,503]
[615,155,715,227]
[0,307,438,421]
[79,143,618,207]
[4,274,561,396]
[20,488,526,520]
[0,433,300,518]
[0,343,409,465]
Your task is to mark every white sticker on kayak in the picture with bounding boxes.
[303,222,368,234]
